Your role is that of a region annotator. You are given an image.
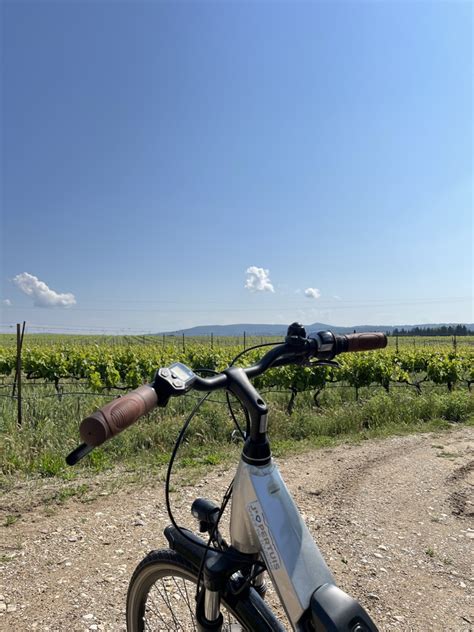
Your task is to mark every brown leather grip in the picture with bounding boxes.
[344,332,387,352]
[79,385,158,447]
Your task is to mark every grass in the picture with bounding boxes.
[0,384,472,488]
[436,451,459,459]
[53,483,90,504]
[3,514,20,527]
[0,554,16,563]
[0,539,23,563]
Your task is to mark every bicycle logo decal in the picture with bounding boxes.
[247,500,281,571]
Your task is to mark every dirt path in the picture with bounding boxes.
[1,427,473,631]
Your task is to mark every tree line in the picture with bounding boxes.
[390,325,472,337]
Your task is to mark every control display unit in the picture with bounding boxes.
[169,362,195,384]
[156,362,197,393]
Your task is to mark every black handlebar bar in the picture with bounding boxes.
[67,326,387,460]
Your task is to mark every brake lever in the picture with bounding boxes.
[304,360,340,369]
[66,443,94,466]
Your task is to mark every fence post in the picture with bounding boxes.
[162,334,165,348]
[12,321,26,397]
[243,331,246,350]
[182,333,185,352]
[15,322,25,427]
[211,332,213,349]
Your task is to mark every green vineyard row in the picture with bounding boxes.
[0,343,472,394]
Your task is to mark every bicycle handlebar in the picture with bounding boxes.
[73,328,387,453]
[79,385,158,447]
[343,332,388,353]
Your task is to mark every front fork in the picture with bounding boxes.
[191,498,267,631]
[197,566,267,632]
[252,562,267,598]
[197,588,223,632]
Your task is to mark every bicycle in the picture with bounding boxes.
[66,322,387,631]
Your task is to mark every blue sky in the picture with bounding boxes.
[1,0,472,333]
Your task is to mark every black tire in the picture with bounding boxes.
[126,548,283,632]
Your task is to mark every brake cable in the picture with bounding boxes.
[228,341,285,367]
[164,391,213,551]
[167,346,283,602]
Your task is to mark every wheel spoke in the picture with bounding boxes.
[171,575,197,629]
[144,591,174,630]
[128,554,249,631]
[153,582,182,629]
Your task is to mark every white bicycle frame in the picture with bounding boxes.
[229,456,335,630]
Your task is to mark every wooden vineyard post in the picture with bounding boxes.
[182,333,185,352]
[243,331,246,350]
[15,321,26,427]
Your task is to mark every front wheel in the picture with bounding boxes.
[126,548,281,632]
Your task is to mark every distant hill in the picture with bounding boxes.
[159,322,474,337]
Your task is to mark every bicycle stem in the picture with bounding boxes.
[223,367,271,466]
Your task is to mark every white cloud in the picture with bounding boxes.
[245,266,275,293]
[304,287,321,299]
[2,299,12,306]
[13,272,76,308]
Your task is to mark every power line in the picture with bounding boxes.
[0,323,157,334]
[1,296,471,314]
[3,296,472,311]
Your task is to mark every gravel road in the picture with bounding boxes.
[1,426,473,631]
